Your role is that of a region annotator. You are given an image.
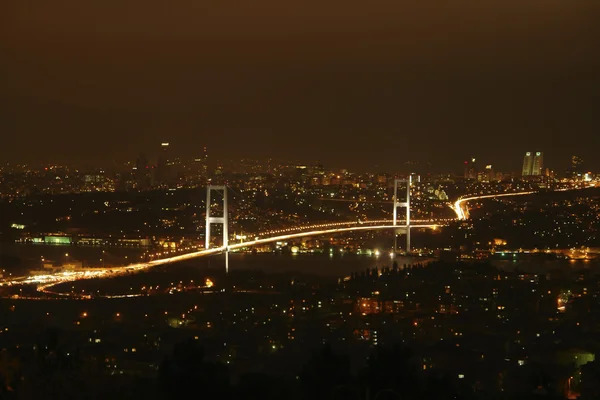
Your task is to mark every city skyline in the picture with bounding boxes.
[3,2,600,398]
[2,1,600,172]
[0,142,593,177]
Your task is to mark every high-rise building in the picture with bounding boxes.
[135,153,152,188]
[532,152,543,176]
[522,152,534,176]
[522,151,543,176]
[202,146,208,178]
[572,155,584,169]
[464,158,477,180]
[192,146,209,183]
[566,155,585,180]
[156,142,170,185]
[485,165,494,182]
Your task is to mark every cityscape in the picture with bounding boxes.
[3,1,600,399]
[1,146,599,399]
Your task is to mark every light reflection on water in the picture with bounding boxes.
[491,258,600,274]
[197,252,430,276]
[2,244,599,280]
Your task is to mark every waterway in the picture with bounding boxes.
[2,244,599,289]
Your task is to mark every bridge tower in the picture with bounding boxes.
[205,185,229,273]
[393,177,412,255]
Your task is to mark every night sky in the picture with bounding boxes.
[2,1,599,172]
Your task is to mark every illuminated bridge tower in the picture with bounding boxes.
[205,185,229,273]
[393,177,412,255]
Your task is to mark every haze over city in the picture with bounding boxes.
[2,0,600,171]
[2,2,600,399]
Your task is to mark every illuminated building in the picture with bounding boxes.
[522,151,543,176]
[156,142,170,185]
[532,152,544,175]
[357,298,381,314]
[572,155,584,169]
[464,158,477,180]
[566,155,585,180]
[202,145,208,178]
[44,235,73,245]
[191,146,209,183]
[522,152,533,176]
[356,298,406,315]
[485,165,494,182]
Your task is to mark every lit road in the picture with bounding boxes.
[1,222,440,294]
[451,184,598,220]
[452,191,537,220]
[2,184,594,296]
[231,223,440,251]
[256,219,451,237]
[317,198,393,204]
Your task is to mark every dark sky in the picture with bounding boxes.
[2,1,599,173]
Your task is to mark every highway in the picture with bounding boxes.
[452,191,537,220]
[317,198,393,204]
[1,190,547,292]
[451,184,598,220]
[1,188,579,292]
[256,219,451,237]
[2,185,593,296]
[2,222,440,293]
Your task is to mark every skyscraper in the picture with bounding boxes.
[566,155,585,180]
[532,152,543,176]
[193,146,209,183]
[522,151,543,176]
[522,152,534,176]
[156,142,170,185]
[202,145,208,178]
[135,153,151,188]
[485,165,494,182]
[464,158,477,180]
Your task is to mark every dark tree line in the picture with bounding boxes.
[2,331,598,400]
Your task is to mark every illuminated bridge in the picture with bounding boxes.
[6,220,441,293]
[0,186,549,293]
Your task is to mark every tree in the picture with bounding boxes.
[236,372,300,400]
[0,349,21,399]
[300,344,353,400]
[580,361,600,400]
[158,338,230,398]
[19,327,87,400]
[360,344,421,399]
